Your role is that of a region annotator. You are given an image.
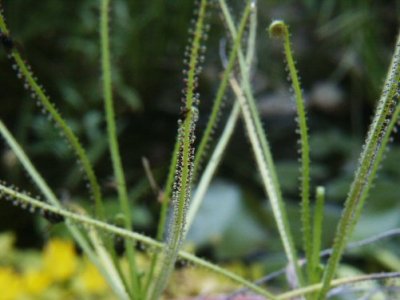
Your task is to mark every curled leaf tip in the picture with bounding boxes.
[268,20,288,39]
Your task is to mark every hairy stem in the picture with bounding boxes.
[0,184,277,299]
[268,20,312,285]
[317,31,400,299]
[148,1,208,299]
[192,1,252,180]
[220,0,303,286]
[100,0,141,297]
[186,102,241,233]
[0,10,104,219]
[310,186,325,298]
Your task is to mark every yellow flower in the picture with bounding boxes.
[80,261,107,294]
[0,267,23,300]
[23,269,51,296]
[43,238,77,281]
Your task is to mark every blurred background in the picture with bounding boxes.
[0,0,400,288]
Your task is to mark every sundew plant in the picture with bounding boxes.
[0,0,400,299]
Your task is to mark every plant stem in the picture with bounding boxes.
[278,272,400,300]
[186,102,241,232]
[0,184,277,299]
[100,0,141,298]
[0,121,96,263]
[192,1,252,180]
[220,0,303,287]
[268,20,312,285]
[317,31,400,299]
[0,10,104,219]
[148,1,208,298]
[309,186,325,297]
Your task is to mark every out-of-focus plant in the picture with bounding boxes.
[0,0,400,299]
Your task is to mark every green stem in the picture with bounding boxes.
[309,186,325,292]
[156,133,180,240]
[187,1,255,236]
[146,4,252,291]
[317,31,400,299]
[148,1,208,299]
[278,272,400,300]
[268,20,312,285]
[192,1,252,180]
[0,121,130,299]
[220,0,303,286]
[0,11,104,220]
[186,102,241,233]
[0,120,96,262]
[99,0,141,298]
[0,185,277,300]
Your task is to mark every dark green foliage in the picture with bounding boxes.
[1,1,400,299]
